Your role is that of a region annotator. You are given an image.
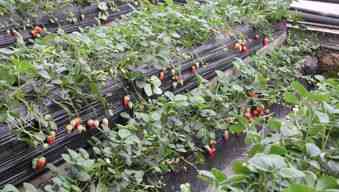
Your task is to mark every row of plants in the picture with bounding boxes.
[192,42,339,191]
[198,79,339,191]
[0,24,266,186]
[0,0,125,17]
[0,1,135,49]
[0,32,317,191]
[0,0,292,146]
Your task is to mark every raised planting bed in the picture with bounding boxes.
[0,0,293,189]
[6,27,286,192]
[196,65,339,191]
[0,24,283,187]
[162,37,334,192]
[5,28,320,192]
[0,78,132,186]
[129,25,288,96]
[0,0,208,48]
[0,2,135,48]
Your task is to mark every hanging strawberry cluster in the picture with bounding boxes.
[64,117,109,134]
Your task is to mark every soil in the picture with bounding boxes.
[319,50,339,74]
[162,104,291,192]
[163,136,248,192]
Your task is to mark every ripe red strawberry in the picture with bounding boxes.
[31,26,44,38]
[159,71,165,81]
[252,109,259,117]
[263,36,269,47]
[47,134,55,145]
[123,95,130,109]
[241,44,248,53]
[207,145,216,158]
[87,119,99,129]
[71,117,81,128]
[234,42,242,52]
[31,31,38,38]
[245,111,252,120]
[256,106,265,116]
[87,119,94,128]
[76,125,86,133]
[34,26,44,33]
[34,157,47,171]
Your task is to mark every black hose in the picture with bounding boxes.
[298,11,339,26]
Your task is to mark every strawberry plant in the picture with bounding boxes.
[0,0,294,146]
[0,0,123,17]
[195,35,339,192]
[0,32,316,191]
[0,0,313,191]
[199,78,339,191]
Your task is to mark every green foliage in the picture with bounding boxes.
[0,0,293,146]
[198,53,339,191]
[0,0,118,16]
[0,0,309,191]
[1,29,316,191]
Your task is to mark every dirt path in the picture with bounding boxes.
[163,136,248,192]
[163,104,291,192]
